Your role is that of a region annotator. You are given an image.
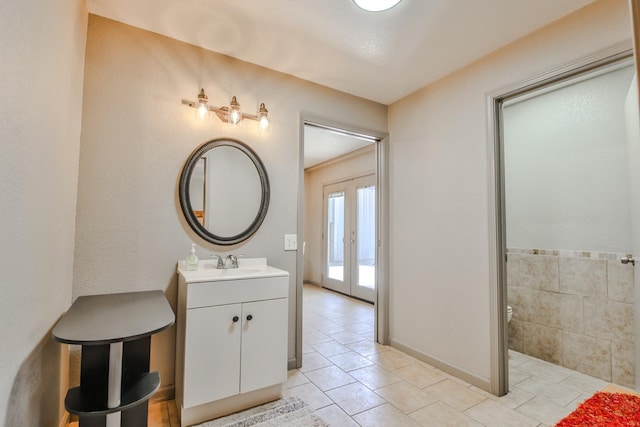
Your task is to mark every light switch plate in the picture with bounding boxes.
[284,234,297,251]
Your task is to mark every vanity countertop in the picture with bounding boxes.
[176,257,289,283]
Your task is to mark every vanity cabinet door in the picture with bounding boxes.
[240,298,288,394]
[184,303,241,408]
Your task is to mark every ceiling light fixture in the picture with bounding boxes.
[352,0,403,12]
[182,88,270,132]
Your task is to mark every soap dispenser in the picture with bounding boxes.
[186,243,199,271]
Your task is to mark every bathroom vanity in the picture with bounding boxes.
[175,258,289,427]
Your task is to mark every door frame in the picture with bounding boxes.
[322,173,377,302]
[294,114,389,369]
[486,41,634,396]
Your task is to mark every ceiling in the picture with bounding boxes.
[87,0,596,106]
[87,0,596,165]
[303,125,375,169]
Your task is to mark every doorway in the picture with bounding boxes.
[294,117,389,369]
[323,174,376,302]
[488,45,639,395]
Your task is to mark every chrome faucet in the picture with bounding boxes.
[210,254,225,269]
[211,254,242,269]
[226,254,240,268]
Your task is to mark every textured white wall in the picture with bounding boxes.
[0,0,87,424]
[303,149,376,285]
[75,15,387,391]
[388,0,632,385]
[625,74,640,389]
[504,65,635,253]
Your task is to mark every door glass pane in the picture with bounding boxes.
[357,185,376,289]
[327,191,345,281]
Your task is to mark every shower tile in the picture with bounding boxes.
[511,287,582,332]
[583,298,633,343]
[557,292,583,333]
[559,257,607,298]
[507,254,559,291]
[507,287,545,325]
[612,340,635,388]
[522,323,562,365]
[607,261,634,303]
[562,332,611,382]
[506,286,528,318]
[507,318,524,353]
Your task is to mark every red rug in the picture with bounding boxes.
[556,392,640,426]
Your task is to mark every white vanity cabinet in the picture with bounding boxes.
[175,259,289,427]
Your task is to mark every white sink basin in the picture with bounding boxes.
[177,257,288,282]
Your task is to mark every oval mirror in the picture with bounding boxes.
[179,138,270,245]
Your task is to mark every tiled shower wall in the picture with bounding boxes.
[507,248,635,387]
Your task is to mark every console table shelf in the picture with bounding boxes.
[53,290,174,427]
[65,371,160,416]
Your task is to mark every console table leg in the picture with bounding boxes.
[106,342,123,427]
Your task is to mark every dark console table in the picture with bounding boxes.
[53,290,175,427]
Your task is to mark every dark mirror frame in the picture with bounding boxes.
[179,138,270,246]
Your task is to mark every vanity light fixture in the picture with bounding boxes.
[182,88,270,131]
[353,0,403,12]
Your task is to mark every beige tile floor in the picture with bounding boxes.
[75,283,624,427]
[285,284,618,427]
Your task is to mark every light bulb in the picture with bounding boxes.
[228,96,242,125]
[196,88,209,121]
[197,102,208,119]
[257,103,270,133]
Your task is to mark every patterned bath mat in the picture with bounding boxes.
[195,396,328,427]
[555,391,640,426]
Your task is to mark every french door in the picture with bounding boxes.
[323,174,376,302]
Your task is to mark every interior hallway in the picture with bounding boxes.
[136,284,624,426]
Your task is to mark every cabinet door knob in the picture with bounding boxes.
[246,314,253,321]
[233,316,239,323]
